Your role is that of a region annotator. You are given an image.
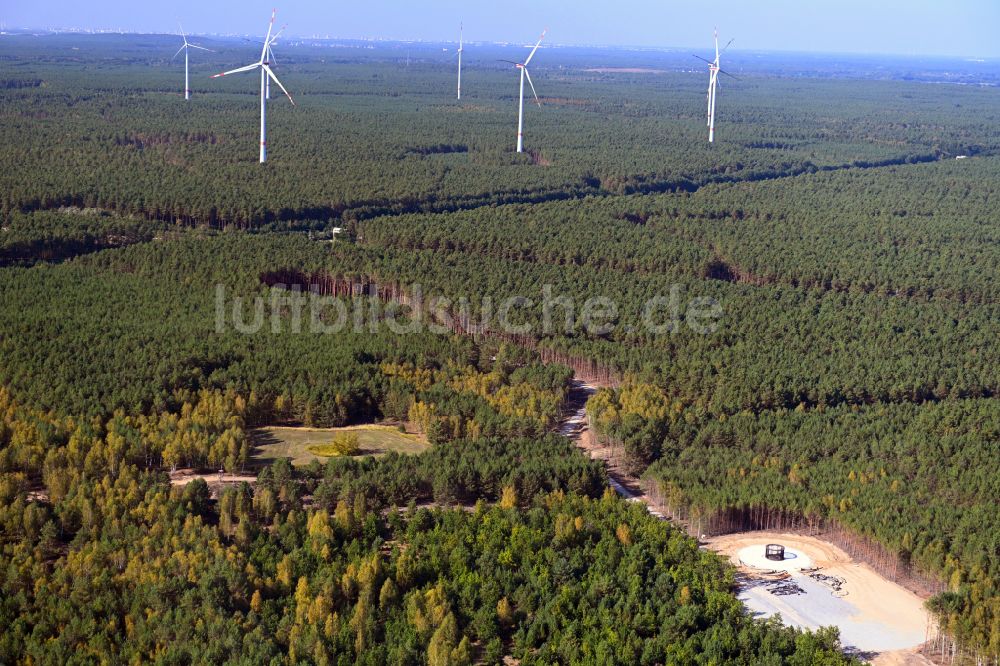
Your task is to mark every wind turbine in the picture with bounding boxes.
[500,29,546,153]
[263,24,285,100]
[456,23,463,100]
[693,29,736,143]
[211,9,295,164]
[239,28,284,100]
[172,24,212,101]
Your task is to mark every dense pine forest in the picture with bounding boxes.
[1,31,998,663]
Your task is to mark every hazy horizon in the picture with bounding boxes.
[3,0,999,59]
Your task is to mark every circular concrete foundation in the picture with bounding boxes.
[738,544,813,572]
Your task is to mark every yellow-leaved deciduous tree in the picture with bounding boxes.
[276,554,294,590]
[407,582,449,638]
[496,597,514,627]
[379,578,398,609]
[408,401,438,435]
[787,463,806,486]
[380,361,434,391]
[329,432,359,456]
[586,388,620,434]
[427,612,471,666]
[395,549,416,589]
[617,382,670,421]
[250,589,263,614]
[308,510,333,550]
[308,594,331,625]
[253,486,277,522]
[42,458,73,504]
[313,641,330,666]
[273,393,291,421]
[490,383,562,429]
[287,624,301,664]
[294,576,311,621]
[334,499,354,533]
[447,365,503,397]
[616,523,632,546]
[324,612,339,639]
[445,365,565,431]
[499,485,518,510]
[356,552,383,604]
[464,418,482,440]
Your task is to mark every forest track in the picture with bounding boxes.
[561,378,664,518]
[14,149,952,233]
[169,469,257,498]
[346,149,948,224]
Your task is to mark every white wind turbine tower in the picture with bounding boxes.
[694,29,735,143]
[211,10,295,164]
[456,23,463,100]
[173,24,212,101]
[500,29,546,153]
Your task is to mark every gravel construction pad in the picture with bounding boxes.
[739,573,927,652]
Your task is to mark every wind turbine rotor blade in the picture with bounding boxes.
[178,22,186,40]
[261,8,277,61]
[692,54,713,65]
[721,38,735,55]
[268,25,287,48]
[172,44,187,60]
[523,67,540,106]
[211,62,260,78]
[263,64,295,105]
[497,59,519,66]
[188,43,214,52]
[523,28,547,66]
[719,68,739,80]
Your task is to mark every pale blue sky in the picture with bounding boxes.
[4,0,999,58]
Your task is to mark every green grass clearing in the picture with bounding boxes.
[251,424,428,466]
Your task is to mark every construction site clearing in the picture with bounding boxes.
[705,531,934,665]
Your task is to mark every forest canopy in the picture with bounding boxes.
[1,33,998,663]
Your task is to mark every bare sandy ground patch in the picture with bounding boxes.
[168,470,257,498]
[870,647,934,666]
[707,531,932,661]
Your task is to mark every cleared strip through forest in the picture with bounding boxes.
[11,148,951,231]
[262,270,997,413]
[357,232,987,306]
[259,270,622,387]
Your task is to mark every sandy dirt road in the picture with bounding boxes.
[168,469,257,498]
